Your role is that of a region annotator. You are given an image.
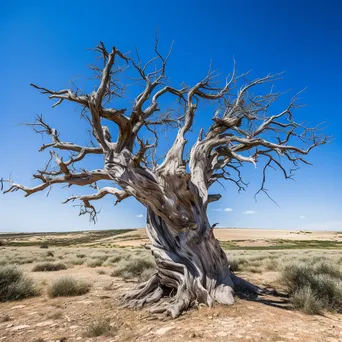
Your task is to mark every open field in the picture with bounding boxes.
[2,228,342,248]
[1,229,342,341]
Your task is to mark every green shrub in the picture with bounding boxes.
[228,257,249,272]
[32,262,67,272]
[0,266,39,302]
[292,286,323,314]
[281,261,342,314]
[48,276,91,297]
[313,260,342,278]
[84,318,116,337]
[111,256,155,279]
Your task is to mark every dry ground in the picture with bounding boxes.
[2,228,342,248]
[0,229,342,342]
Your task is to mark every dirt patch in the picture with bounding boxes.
[0,251,342,342]
[1,271,341,342]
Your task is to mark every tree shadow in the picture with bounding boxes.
[235,288,292,310]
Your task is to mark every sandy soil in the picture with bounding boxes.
[2,228,341,248]
[1,265,342,342]
[108,228,342,247]
[1,230,342,342]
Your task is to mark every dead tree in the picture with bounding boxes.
[1,40,327,318]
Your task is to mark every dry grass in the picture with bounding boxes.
[46,309,63,320]
[0,314,10,323]
[281,260,342,314]
[48,276,91,298]
[86,258,103,268]
[83,317,117,337]
[111,254,155,279]
[32,262,67,272]
[0,266,39,302]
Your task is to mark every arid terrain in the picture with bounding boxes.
[1,228,342,342]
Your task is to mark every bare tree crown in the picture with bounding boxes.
[1,40,328,225]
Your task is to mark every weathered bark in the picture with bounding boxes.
[122,207,259,318]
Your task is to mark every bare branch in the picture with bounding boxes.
[64,186,129,205]
[1,170,111,197]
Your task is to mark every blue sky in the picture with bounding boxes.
[1,0,341,232]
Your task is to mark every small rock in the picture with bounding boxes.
[190,332,196,338]
[35,320,54,327]
[10,325,30,331]
[217,332,228,337]
[10,305,26,310]
[155,326,174,336]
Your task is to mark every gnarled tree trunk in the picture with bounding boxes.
[123,207,259,318]
[2,40,325,318]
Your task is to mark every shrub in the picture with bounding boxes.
[40,244,49,249]
[89,253,108,262]
[228,256,249,272]
[19,258,36,265]
[47,309,63,319]
[48,276,91,297]
[71,257,85,265]
[138,268,156,282]
[263,258,278,271]
[86,258,103,268]
[0,314,10,323]
[0,266,39,302]
[111,256,155,279]
[281,261,342,314]
[229,258,240,272]
[84,318,116,337]
[292,286,323,314]
[0,258,8,266]
[106,254,124,264]
[46,251,54,257]
[313,260,342,278]
[32,262,67,272]
[76,253,86,258]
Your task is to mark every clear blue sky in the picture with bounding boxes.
[1,0,341,232]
